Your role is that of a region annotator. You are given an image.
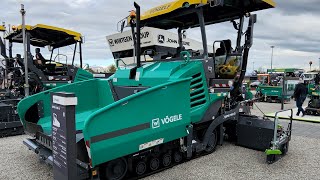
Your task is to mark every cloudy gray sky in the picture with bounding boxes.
[1,0,320,71]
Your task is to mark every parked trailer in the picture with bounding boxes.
[18,1,290,179]
[256,85,290,103]
[256,77,299,103]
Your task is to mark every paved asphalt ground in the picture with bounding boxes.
[0,100,319,180]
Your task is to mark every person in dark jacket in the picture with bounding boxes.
[315,73,320,88]
[293,79,308,116]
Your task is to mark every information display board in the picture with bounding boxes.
[51,92,77,180]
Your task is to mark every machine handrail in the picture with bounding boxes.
[180,51,191,64]
[53,54,68,64]
[115,58,127,69]
[272,109,293,149]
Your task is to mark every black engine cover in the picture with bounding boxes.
[236,115,274,151]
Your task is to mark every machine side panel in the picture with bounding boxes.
[83,79,191,167]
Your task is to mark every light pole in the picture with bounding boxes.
[2,22,7,89]
[21,4,29,96]
[318,58,320,71]
[270,46,274,74]
[309,61,312,71]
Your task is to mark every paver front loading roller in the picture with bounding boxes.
[18,1,291,179]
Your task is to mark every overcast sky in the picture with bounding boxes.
[1,0,320,71]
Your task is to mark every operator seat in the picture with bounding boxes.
[216,40,232,56]
[35,48,46,66]
[34,48,51,70]
[215,40,240,79]
[36,48,46,65]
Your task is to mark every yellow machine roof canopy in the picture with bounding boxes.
[141,0,275,29]
[5,24,82,48]
[0,25,5,32]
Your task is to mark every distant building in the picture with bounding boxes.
[90,66,108,73]
[267,68,304,77]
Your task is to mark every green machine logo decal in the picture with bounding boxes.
[152,114,183,129]
[152,119,160,129]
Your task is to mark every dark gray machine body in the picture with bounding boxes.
[236,115,274,151]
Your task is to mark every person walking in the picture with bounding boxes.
[315,73,320,90]
[293,79,308,116]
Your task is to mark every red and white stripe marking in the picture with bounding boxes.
[51,78,69,81]
[213,84,229,88]
[85,140,92,167]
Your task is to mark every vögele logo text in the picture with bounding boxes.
[152,114,183,129]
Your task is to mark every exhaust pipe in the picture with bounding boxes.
[129,2,141,80]
[134,2,141,68]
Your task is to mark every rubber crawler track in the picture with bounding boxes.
[123,149,216,180]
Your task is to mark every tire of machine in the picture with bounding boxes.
[267,154,276,164]
[205,129,218,153]
[173,151,183,163]
[308,110,314,115]
[136,161,147,175]
[305,109,310,115]
[149,157,160,171]
[162,153,172,167]
[104,157,127,180]
[281,142,289,155]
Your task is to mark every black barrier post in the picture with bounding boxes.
[51,92,77,180]
[281,75,286,110]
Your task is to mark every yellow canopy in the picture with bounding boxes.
[12,24,81,41]
[5,24,82,48]
[141,0,207,20]
[0,25,5,32]
[140,0,276,29]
